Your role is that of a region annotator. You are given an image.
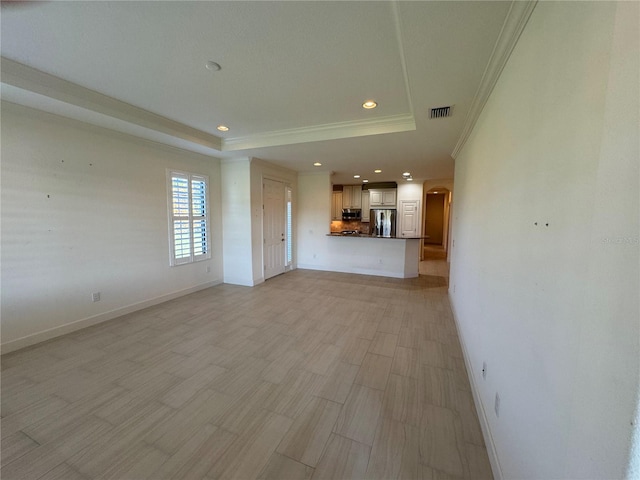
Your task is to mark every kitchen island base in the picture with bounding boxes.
[299,236,420,279]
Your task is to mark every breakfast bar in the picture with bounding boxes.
[325,234,421,278]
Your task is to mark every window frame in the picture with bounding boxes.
[166,169,211,266]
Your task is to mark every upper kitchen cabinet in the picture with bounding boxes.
[369,189,396,207]
[342,185,362,209]
[331,191,343,220]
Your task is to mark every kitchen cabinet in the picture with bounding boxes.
[332,191,343,220]
[369,189,397,207]
[342,185,362,209]
[361,190,370,222]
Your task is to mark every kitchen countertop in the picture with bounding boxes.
[327,233,428,240]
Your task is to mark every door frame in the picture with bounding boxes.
[421,186,452,261]
[262,176,294,280]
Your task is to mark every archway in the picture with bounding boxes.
[423,186,451,260]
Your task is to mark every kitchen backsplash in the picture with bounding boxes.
[330,220,370,234]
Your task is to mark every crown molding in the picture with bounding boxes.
[391,0,415,118]
[2,56,416,155]
[222,113,416,151]
[1,57,223,151]
[451,1,538,159]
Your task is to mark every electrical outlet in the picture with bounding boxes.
[494,393,500,417]
[482,361,487,379]
[453,284,456,293]
[313,254,317,259]
[378,258,383,264]
[206,266,211,273]
[92,292,101,302]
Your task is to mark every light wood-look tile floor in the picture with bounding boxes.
[1,266,492,480]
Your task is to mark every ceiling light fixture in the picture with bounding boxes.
[362,100,377,109]
[217,125,229,132]
[205,61,222,71]
[353,175,361,179]
[406,177,413,181]
[402,172,411,177]
[374,169,382,174]
[362,179,369,183]
[313,162,322,167]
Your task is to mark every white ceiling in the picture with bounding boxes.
[1,1,516,184]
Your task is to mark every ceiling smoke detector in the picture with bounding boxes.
[429,105,453,119]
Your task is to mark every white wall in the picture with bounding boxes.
[297,172,332,269]
[397,182,423,208]
[450,2,639,479]
[221,158,253,286]
[1,102,223,352]
[221,157,297,286]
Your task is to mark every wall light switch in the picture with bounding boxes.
[92,292,101,302]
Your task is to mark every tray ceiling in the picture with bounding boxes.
[1,1,530,184]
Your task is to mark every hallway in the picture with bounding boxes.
[420,245,450,285]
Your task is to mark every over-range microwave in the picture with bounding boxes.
[342,209,361,221]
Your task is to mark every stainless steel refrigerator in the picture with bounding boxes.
[371,209,396,237]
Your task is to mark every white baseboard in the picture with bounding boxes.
[1,280,222,355]
[448,295,504,480]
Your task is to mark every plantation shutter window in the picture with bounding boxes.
[168,170,210,266]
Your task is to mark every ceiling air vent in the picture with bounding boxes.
[430,105,453,119]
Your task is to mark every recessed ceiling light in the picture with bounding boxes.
[362,179,369,183]
[217,125,229,132]
[374,169,382,174]
[362,100,377,109]
[402,172,411,177]
[353,175,361,179]
[407,177,413,181]
[205,61,221,71]
[313,162,322,167]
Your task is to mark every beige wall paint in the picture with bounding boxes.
[422,179,454,256]
[450,2,639,479]
[1,102,223,352]
[424,193,445,245]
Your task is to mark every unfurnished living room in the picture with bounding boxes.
[1,2,638,479]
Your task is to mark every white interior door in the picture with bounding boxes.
[399,200,420,237]
[263,178,286,279]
